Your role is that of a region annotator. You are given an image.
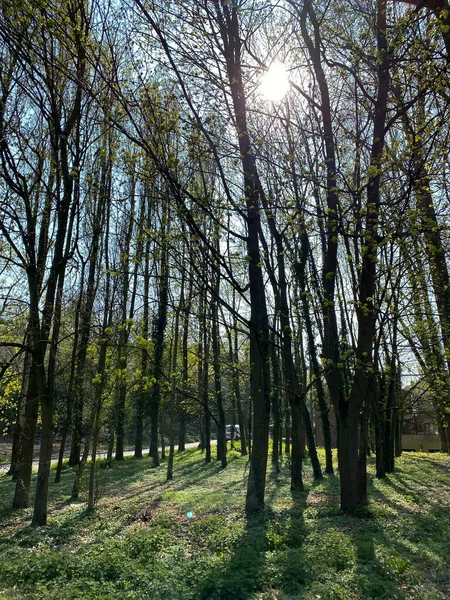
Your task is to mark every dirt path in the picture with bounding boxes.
[0,437,108,473]
[0,439,203,473]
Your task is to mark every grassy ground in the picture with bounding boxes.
[0,447,449,600]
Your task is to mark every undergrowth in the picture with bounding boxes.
[0,447,449,599]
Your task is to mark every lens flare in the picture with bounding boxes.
[260,62,289,102]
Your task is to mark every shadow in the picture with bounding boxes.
[9,506,99,547]
[265,488,309,596]
[0,448,232,530]
[89,449,246,518]
[195,510,272,600]
[194,462,310,600]
[3,448,449,599]
[349,525,408,600]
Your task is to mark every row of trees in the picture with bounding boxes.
[1,0,450,525]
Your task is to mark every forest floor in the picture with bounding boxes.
[0,447,449,600]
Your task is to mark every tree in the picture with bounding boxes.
[0,0,90,524]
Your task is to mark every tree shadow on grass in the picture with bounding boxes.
[265,488,309,596]
[348,524,411,600]
[348,504,449,598]
[283,474,412,600]
[0,468,18,519]
[74,449,244,505]
[344,467,450,599]
[194,479,309,600]
[7,506,100,548]
[0,449,240,533]
[96,448,246,497]
[195,510,272,600]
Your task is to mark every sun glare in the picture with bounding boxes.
[260,62,289,102]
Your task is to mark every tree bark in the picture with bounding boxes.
[149,200,169,468]
[213,3,272,511]
[212,265,227,468]
[12,359,39,509]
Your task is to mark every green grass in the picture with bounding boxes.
[0,448,450,599]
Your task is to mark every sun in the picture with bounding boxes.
[260,62,289,102]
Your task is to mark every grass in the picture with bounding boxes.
[0,447,449,599]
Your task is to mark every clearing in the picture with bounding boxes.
[0,448,449,600]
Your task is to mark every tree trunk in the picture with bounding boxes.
[69,153,108,466]
[88,207,112,508]
[135,186,153,458]
[231,295,247,456]
[212,3,271,511]
[115,174,138,461]
[212,266,227,468]
[167,295,181,480]
[88,409,101,511]
[9,345,31,480]
[87,325,110,508]
[285,404,291,457]
[202,294,211,464]
[34,188,77,526]
[178,267,192,453]
[371,373,385,479]
[294,244,334,475]
[57,324,79,476]
[167,432,175,480]
[66,264,84,468]
[270,323,281,471]
[149,201,169,468]
[72,429,91,499]
[135,232,151,458]
[12,360,39,509]
[337,411,361,513]
[358,398,369,506]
